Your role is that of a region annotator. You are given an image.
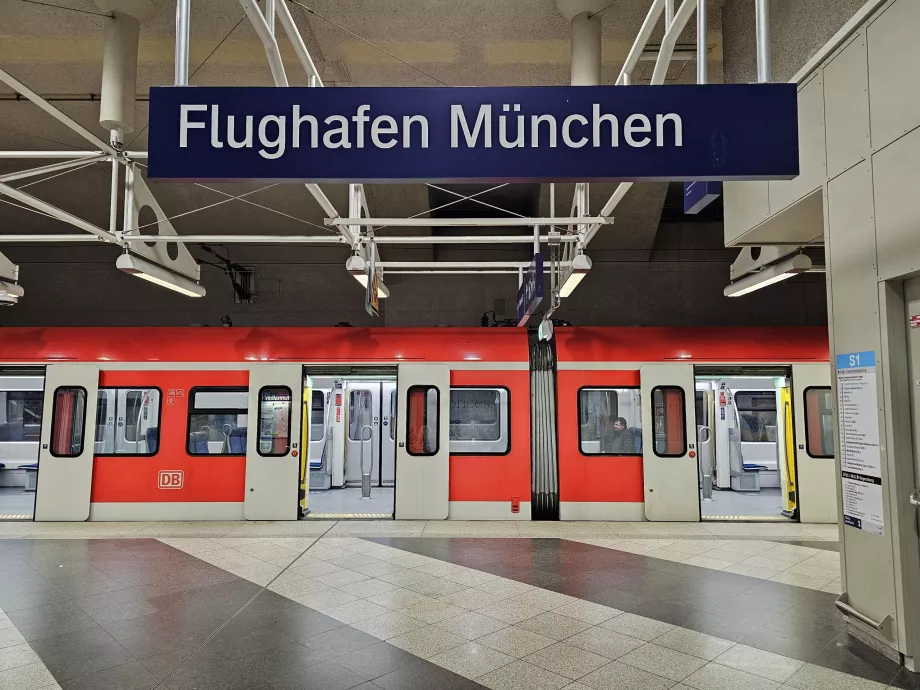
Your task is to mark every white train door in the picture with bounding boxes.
[244,364,302,521]
[380,381,397,485]
[395,364,449,519]
[641,363,699,521]
[34,364,99,521]
[792,363,837,523]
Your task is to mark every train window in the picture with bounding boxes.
[258,387,292,457]
[805,387,835,458]
[187,387,248,456]
[95,388,161,456]
[1,390,43,442]
[310,391,325,442]
[449,388,509,454]
[348,390,374,441]
[735,390,777,442]
[578,387,642,456]
[50,387,87,457]
[651,386,686,457]
[407,385,439,456]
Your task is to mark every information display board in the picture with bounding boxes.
[836,351,884,536]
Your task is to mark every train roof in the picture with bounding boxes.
[0,326,828,365]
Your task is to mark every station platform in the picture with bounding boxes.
[0,520,911,690]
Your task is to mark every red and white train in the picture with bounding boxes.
[0,326,834,523]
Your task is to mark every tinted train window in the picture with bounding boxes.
[735,390,777,442]
[2,390,43,442]
[407,385,438,456]
[50,387,87,457]
[651,386,686,457]
[188,388,248,456]
[805,387,834,458]
[578,388,642,456]
[96,388,161,456]
[258,387,291,457]
[310,390,325,441]
[449,388,509,454]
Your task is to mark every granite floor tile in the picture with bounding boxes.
[516,611,591,641]
[619,643,708,682]
[435,611,510,640]
[785,663,889,689]
[0,661,57,690]
[652,628,736,661]
[430,641,515,680]
[681,662,781,690]
[387,625,467,659]
[352,612,429,641]
[523,642,610,680]
[711,644,803,682]
[578,660,677,690]
[600,613,676,641]
[477,659,570,690]
[477,626,555,658]
[551,600,622,626]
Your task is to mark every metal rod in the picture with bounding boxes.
[651,0,698,84]
[378,261,572,270]
[122,162,136,235]
[117,234,579,245]
[388,270,521,275]
[697,0,708,84]
[665,0,675,26]
[328,217,609,227]
[616,0,664,84]
[175,0,191,86]
[0,181,116,242]
[755,0,771,82]
[239,0,289,87]
[549,183,555,218]
[109,156,120,235]
[0,68,118,156]
[275,0,324,86]
[265,0,275,36]
[0,235,108,243]
[0,156,109,183]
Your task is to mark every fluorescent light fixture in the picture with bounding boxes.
[559,253,592,298]
[345,254,388,298]
[116,253,206,298]
[724,254,812,297]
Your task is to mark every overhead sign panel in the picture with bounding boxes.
[517,253,544,326]
[148,84,799,183]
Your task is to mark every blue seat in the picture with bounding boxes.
[629,427,642,453]
[229,427,247,454]
[189,431,209,454]
[146,427,159,454]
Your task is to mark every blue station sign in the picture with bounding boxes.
[147,84,799,183]
[517,253,544,326]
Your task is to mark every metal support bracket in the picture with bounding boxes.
[835,594,894,640]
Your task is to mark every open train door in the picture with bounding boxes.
[640,363,699,521]
[34,364,99,521]
[244,364,302,521]
[792,363,836,523]
[395,364,450,519]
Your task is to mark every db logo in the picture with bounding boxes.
[158,470,184,489]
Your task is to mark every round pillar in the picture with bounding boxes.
[570,11,601,86]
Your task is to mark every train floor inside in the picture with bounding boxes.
[0,486,34,519]
[701,486,788,520]
[306,485,395,518]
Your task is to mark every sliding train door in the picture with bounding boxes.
[395,363,449,519]
[34,364,99,521]
[641,363,699,521]
[244,364,302,521]
[792,363,837,523]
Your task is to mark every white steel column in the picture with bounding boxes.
[570,11,601,86]
[239,0,289,87]
[755,0,771,82]
[697,0,708,84]
[175,0,190,85]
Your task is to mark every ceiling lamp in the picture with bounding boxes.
[116,253,206,298]
[724,254,812,297]
[345,254,389,298]
[559,253,592,298]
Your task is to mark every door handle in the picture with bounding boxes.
[910,490,920,507]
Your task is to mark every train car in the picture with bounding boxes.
[0,326,831,523]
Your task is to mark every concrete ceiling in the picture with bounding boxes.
[0,0,726,258]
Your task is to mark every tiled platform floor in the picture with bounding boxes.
[0,519,913,690]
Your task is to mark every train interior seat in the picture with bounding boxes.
[229,427,247,454]
[146,427,159,454]
[728,427,762,492]
[189,431,209,454]
[629,427,642,453]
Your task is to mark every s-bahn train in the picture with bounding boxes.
[0,326,834,523]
